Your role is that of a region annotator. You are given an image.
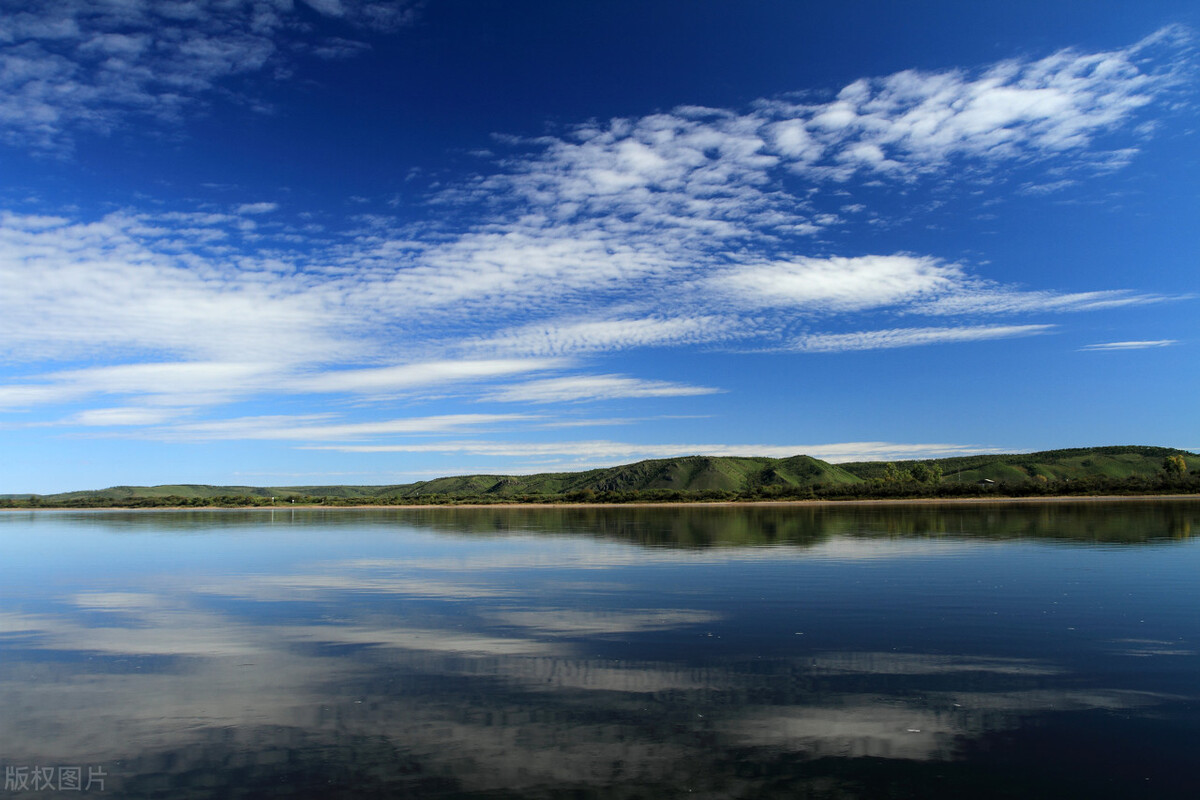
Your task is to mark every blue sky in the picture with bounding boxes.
[1,0,1197,492]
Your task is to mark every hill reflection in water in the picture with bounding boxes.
[1,502,1198,798]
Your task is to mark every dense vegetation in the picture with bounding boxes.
[2,446,1196,509]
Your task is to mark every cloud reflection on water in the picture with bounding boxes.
[0,505,1198,796]
[0,582,1187,787]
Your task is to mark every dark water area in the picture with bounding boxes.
[1,501,1198,798]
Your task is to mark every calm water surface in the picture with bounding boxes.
[1,502,1199,798]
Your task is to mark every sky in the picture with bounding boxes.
[1,0,1198,493]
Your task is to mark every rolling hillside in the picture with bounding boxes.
[369,455,862,499]
[5,446,1195,506]
[837,446,1195,485]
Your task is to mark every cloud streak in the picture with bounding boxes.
[164,413,539,442]
[1079,339,1179,351]
[793,324,1055,353]
[485,375,720,404]
[0,358,567,412]
[306,438,1000,464]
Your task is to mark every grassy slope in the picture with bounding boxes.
[838,446,1197,484]
[19,447,1196,503]
[30,454,862,502]
[394,455,861,498]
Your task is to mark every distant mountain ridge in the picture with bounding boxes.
[5,446,1195,504]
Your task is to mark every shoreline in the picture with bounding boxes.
[5,493,1199,512]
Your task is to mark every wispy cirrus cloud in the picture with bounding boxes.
[307,439,1001,464]
[0,362,285,410]
[287,359,569,396]
[793,324,1055,353]
[462,316,732,357]
[1079,339,1179,351]
[0,212,345,364]
[485,375,721,404]
[69,406,188,427]
[916,287,1174,316]
[162,413,538,442]
[0,358,566,412]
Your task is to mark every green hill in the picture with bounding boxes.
[17,454,863,505]
[5,446,1195,507]
[838,445,1196,485]
[391,455,862,499]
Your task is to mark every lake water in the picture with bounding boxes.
[1,501,1199,798]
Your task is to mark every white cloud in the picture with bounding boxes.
[791,30,1185,176]
[463,316,729,357]
[0,362,285,410]
[793,324,1054,353]
[70,406,189,427]
[917,287,1171,316]
[369,229,681,319]
[460,27,1182,250]
[286,359,568,395]
[307,439,1000,464]
[485,375,721,404]
[714,255,960,312]
[0,213,347,364]
[1079,339,1179,351]
[165,413,537,442]
[0,382,89,410]
[2,358,566,414]
[235,202,278,215]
